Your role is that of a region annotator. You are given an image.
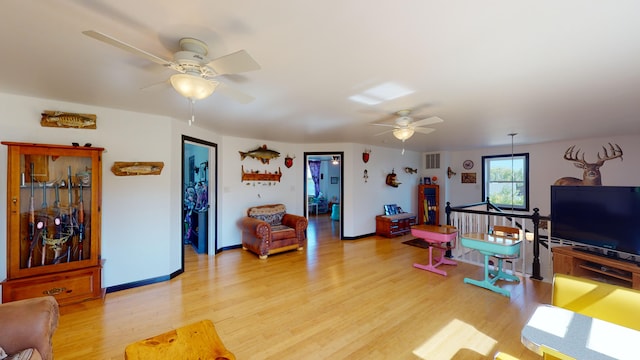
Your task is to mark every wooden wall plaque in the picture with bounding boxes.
[111,162,164,176]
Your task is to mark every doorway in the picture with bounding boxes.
[182,136,217,260]
[304,152,343,240]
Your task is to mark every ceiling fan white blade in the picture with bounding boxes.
[411,116,444,127]
[374,129,394,136]
[216,82,255,104]
[369,123,397,128]
[140,79,170,91]
[372,113,399,124]
[413,127,436,135]
[82,30,173,67]
[208,49,261,75]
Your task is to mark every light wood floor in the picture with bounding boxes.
[53,215,551,359]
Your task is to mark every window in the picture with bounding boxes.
[482,153,529,211]
[307,166,316,197]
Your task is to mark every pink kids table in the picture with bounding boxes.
[410,225,458,276]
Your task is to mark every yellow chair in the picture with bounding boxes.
[552,273,640,331]
[494,345,575,359]
[493,351,519,360]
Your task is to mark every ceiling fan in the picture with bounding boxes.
[371,109,444,142]
[82,30,261,104]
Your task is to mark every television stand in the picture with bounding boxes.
[552,246,640,290]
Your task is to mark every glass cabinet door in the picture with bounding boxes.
[19,154,93,269]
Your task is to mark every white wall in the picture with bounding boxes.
[440,136,640,214]
[218,136,304,248]
[344,143,422,236]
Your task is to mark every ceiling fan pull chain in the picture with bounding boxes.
[189,99,195,126]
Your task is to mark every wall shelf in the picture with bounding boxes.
[241,165,282,182]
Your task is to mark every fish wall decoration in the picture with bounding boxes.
[41,110,97,129]
[111,162,164,176]
[239,144,280,164]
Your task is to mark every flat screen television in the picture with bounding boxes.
[551,185,640,258]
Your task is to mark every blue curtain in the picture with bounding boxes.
[308,160,321,198]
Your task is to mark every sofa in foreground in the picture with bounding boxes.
[0,296,59,360]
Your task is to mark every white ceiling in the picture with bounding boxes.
[2,1,640,152]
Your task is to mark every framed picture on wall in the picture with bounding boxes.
[461,172,476,183]
[331,176,339,184]
[423,177,431,185]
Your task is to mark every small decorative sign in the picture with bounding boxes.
[362,149,371,163]
[112,162,164,176]
[41,111,97,129]
[461,172,476,184]
[284,154,295,168]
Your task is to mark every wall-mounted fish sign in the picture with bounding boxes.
[239,144,280,164]
[111,162,164,176]
[41,110,97,129]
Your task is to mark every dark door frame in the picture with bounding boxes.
[304,151,344,239]
[181,135,218,268]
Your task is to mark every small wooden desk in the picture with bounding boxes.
[522,304,640,360]
[410,225,457,276]
[125,320,235,360]
[460,232,521,297]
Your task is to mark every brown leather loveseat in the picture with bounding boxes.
[240,204,308,259]
[0,296,59,360]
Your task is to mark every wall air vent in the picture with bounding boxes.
[424,153,441,169]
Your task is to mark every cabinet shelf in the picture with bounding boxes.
[578,263,632,283]
[418,184,439,225]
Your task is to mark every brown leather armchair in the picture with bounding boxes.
[240,204,308,259]
[0,296,59,360]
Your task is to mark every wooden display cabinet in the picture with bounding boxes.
[552,246,640,290]
[418,184,439,225]
[2,142,104,305]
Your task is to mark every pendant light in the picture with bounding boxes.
[509,133,517,211]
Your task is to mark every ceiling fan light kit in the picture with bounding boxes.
[82,30,260,105]
[170,73,218,100]
[372,108,444,145]
[393,128,415,141]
